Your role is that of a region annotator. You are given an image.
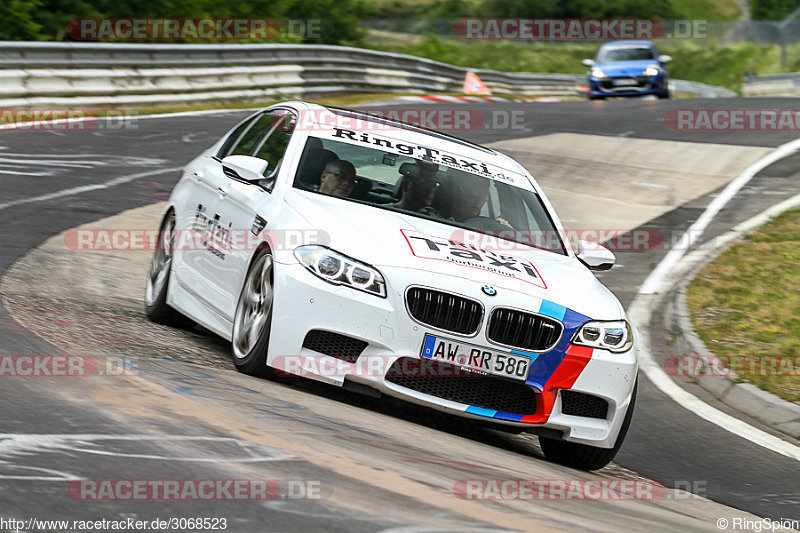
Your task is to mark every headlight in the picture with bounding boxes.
[294,245,386,298]
[644,66,660,76]
[572,320,633,353]
[591,69,606,79]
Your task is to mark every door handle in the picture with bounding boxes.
[217,184,230,197]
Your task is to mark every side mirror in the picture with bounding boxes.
[221,155,268,181]
[576,240,615,271]
[658,54,672,64]
[581,59,595,67]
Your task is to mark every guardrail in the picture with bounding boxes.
[0,41,735,106]
[742,72,800,97]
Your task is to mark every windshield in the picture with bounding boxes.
[292,136,566,255]
[597,45,655,62]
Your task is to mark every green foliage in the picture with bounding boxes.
[477,0,679,18]
[369,0,743,20]
[750,0,800,20]
[0,0,44,40]
[0,0,368,43]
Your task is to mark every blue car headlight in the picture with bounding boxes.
[294,245,386,298]
[590,68,606,79]
[644,66,660,77]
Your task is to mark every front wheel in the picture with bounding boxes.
[539,379,637,471]
[145,211,194,329]
[232,249,276,377]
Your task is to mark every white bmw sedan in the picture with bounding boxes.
[145,101,638,470]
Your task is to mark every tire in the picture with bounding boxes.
[589,94,605,101]
[539,379,637,471]
[658,88,670,99]
[231,248,277,378]
[145,211,194,329]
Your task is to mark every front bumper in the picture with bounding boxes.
[588,75,667,97]
[267,262,638,448]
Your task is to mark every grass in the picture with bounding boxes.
[687,208,800,403]
[670,0,742,21]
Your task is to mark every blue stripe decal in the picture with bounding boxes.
[525,307,592,390]
[538,300,567,321]
[511,348,538,359]
[421,334,436,358]
[493,411,524,422]
[466,406,497,417]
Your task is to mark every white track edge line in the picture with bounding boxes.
[630,186,800,460]
[639,136,800,295]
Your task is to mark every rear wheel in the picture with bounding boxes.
[145,211,194,329]
[232,249,277,377]
[539,380,637,471]
[589,94,605,101]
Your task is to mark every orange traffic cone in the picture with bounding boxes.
[463,72,491,95]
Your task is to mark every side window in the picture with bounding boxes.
[217,114,260,158]
[254,113,296,172]
[229,112,282,157]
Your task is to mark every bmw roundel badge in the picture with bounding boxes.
[482,285,497,296]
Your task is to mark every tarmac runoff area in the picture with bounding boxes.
[488,133,773,230]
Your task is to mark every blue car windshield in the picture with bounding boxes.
[597,46,655,62]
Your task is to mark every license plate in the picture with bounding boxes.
[420,334,530,381]
[613,78,638,86]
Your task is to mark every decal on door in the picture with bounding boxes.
[191,203,232,260]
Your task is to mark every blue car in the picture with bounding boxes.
[583,40,671,100]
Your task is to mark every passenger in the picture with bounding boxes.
[444,169,513,228]
[317,160,356,198]
[390,161,447,214]
[448,172,491,222]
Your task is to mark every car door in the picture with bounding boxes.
[173,112,264,311]
[202,110,297,321]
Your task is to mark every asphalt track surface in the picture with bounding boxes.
[0,97,799,530]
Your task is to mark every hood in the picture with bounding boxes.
[595,60,660,77]
[283,190,624,319]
